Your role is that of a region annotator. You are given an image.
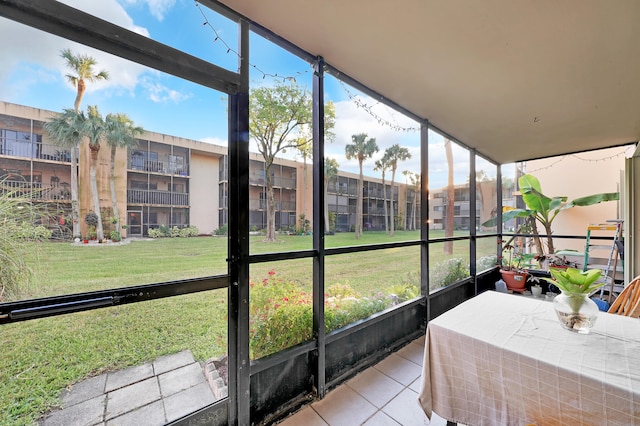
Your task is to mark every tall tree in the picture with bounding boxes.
[345,133,378,239]
[250,81,333,242]
[324,157,339,232]
[374,156,391,235]
[84,106,106,241]
[383,144,411,236]
[403,170,420,231]
[294,101,335,219]
[60,49,109,239]
[444,138,455,254]
[105,113,143,235]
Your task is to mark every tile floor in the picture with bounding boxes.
[276,336,452,426]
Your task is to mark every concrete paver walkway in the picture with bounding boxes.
[41,350,216,425]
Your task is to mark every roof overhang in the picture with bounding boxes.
[218,0,640,163]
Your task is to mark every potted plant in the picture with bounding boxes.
[499,241,535,292]
[541,267,603,334]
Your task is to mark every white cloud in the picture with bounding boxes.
[119,0,177,21]
[0,0,151,100]
[142,77,192,103]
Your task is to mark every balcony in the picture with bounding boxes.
[1,140,73,163]
[127,189,189,206]
[0,180,71,201]
[128,157,189,176]
[248,198,295,211]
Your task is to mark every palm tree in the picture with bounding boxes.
[105,113,143,235]
[324,157,339,232]
[345,133,378,239]
[60,49,109,239]
[384,144,411,236]
[84,105,106,241]
[44,109,85,239]
[374,156,391,235]
[403,170,420,231]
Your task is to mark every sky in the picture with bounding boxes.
[0,0,479,189]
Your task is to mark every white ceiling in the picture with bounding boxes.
[219,0,640,164]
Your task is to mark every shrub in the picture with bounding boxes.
[476,255,498,272]
[148,225,198,238]
[326,283,359,299]
[148,228,163,238]
[0,193,49,301]
[387,282,420,303]
[249,271,391,359]
[179,226,198,237]
[212,225,228,236]
[84,212,98,228]
[110,230,121,242]
[429,258,470,290]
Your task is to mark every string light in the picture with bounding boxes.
[339,81,420,133]
[195,1,308,83]
[195,2,415,132]
[526,149,629,173]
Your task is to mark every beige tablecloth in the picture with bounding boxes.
[418,291,640,425]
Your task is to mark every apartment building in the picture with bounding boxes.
[0,101,413,237]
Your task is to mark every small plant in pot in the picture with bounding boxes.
[541,267,603,334]
[499,241,535,292]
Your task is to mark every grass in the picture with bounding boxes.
[1,231,493,425]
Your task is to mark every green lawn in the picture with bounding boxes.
[1,231,494,425]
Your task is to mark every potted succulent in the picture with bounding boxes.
[541,267,603,334]
[499,241,535,292]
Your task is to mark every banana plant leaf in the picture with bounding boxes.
[481,173,619,255]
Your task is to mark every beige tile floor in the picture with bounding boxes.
[276,336,453,426]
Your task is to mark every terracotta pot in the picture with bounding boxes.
[500,269,528,292]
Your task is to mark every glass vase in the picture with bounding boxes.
[553,291,599,334]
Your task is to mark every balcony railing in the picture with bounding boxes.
[127,189,189,206]
[248,199,296,211]
[248,174,296,189]
[1,140,74,163]
[1,180,71,201]
[128,158,189,176]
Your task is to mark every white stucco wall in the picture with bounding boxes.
[189,152,220,234]
[524,146,632,252]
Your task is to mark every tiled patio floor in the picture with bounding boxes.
[276,336,454,426]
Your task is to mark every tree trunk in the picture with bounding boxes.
[382,175,388,235]
[444,139,454,254]
[412,196,417,231]
[70,146,80,239]
[355,163,363,239]
[90,151,104,241]
[390,169,396,236]
[110,146,120,234]
[265,171,276,242]
[324,176,330,231]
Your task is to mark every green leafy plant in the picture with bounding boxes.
[109,230,121,242]
[0,189,49,300]
[386,283,420,303]
[541,267,603,295]
[542,267,603,314]
[483,174,619,256]
[249,271,390,359]
[429,258,470,290]
[500,242,536,272]
[212,225,228,236]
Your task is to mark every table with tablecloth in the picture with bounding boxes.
[418,291,640,425]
